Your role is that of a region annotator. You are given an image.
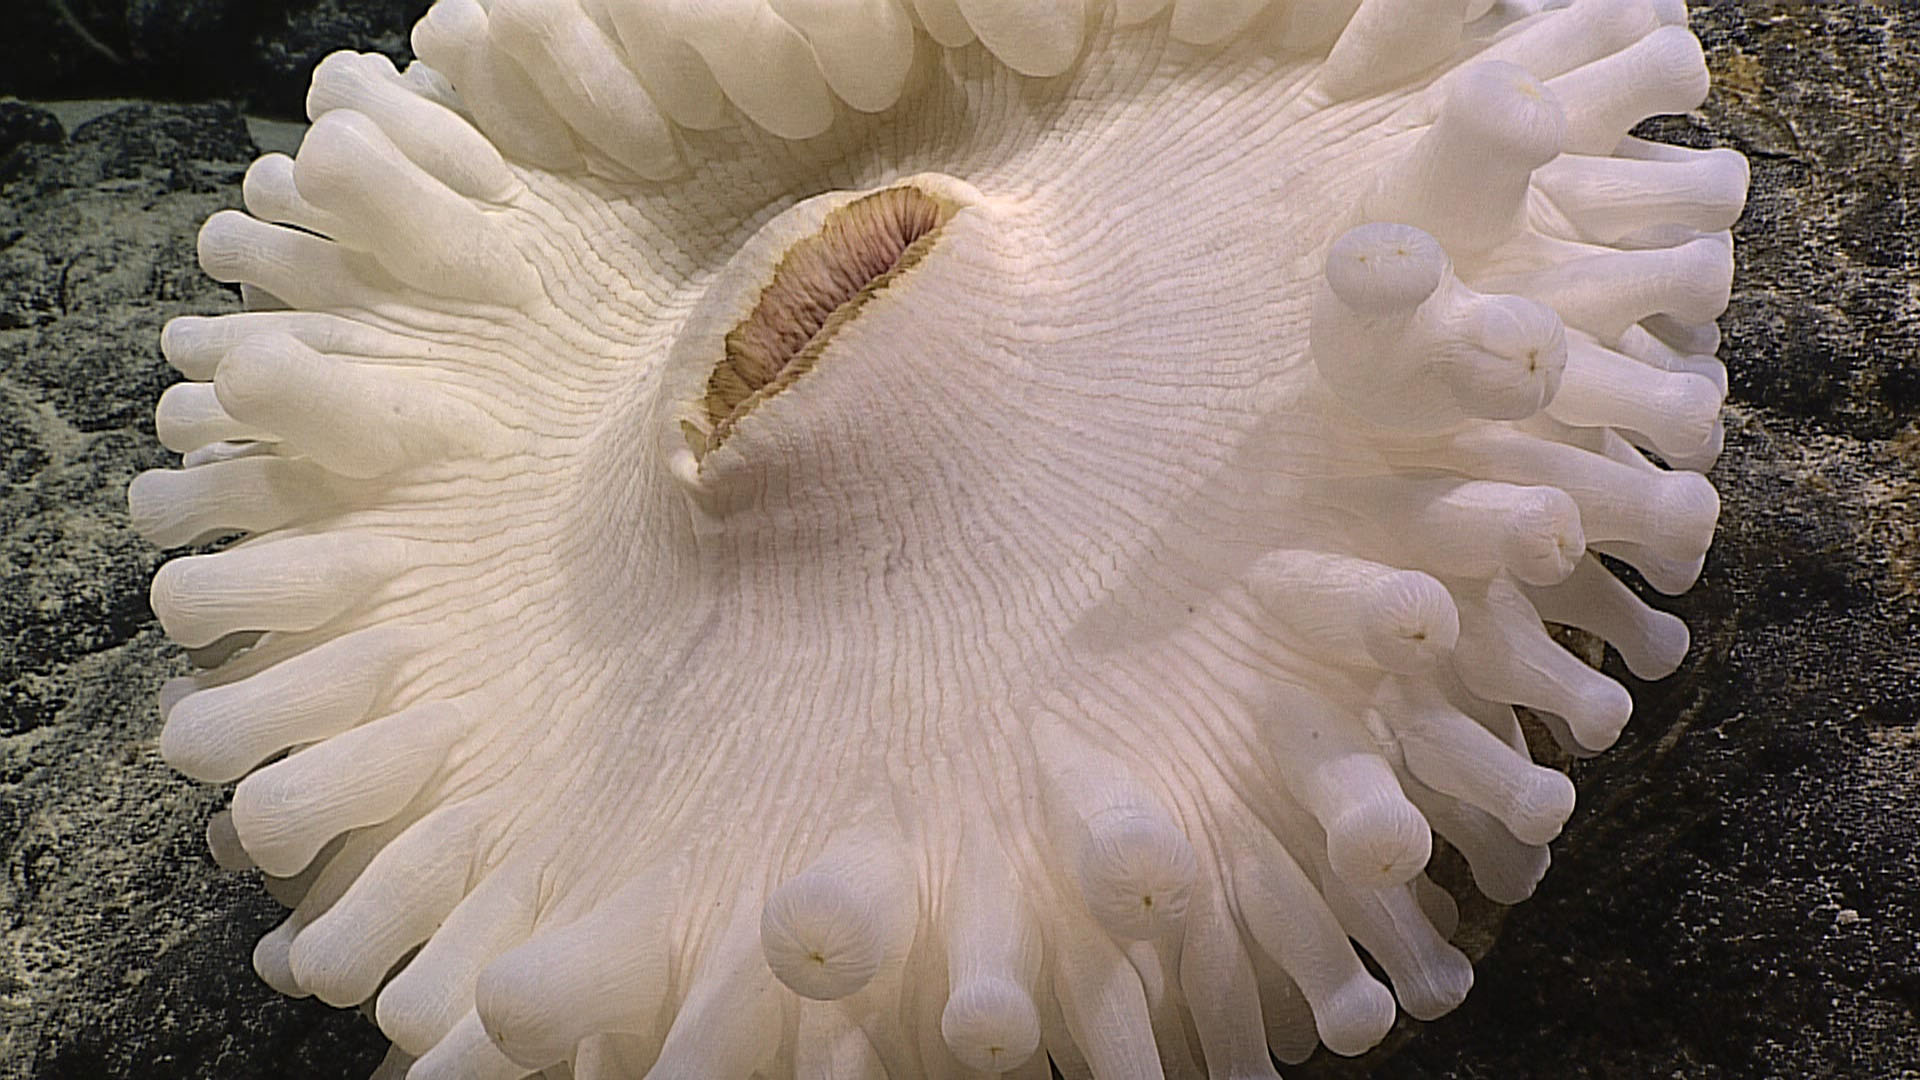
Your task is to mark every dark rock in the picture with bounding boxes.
[0,103,66,195]
[0,101,65,163]
[0,87,392,1078]
[0,0,430,120]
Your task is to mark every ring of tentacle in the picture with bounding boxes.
[133,1,1741,1077]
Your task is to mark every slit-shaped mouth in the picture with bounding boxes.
[701,185,957,452]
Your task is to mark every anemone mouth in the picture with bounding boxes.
[702,185,958,454]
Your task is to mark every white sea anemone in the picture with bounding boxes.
[132,0,1745,1076]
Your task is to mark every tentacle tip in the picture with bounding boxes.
[1508,491,1586,587]
[1510,770,1578,846]
[1626,614,1692,681]
[1651,0,1691,26]
[1654,24,1713,110]
[472,955,572,1069]
[286,932,370,1009]
[252,923,307,998]
[1444,59,1568,164]
[229,789,319,879]
[1644,552,1708,597]
[194,209,259,284]
[1661,470,1723,550]
[1363,571,1460,672]
[1567,680,1635,753]
[1398,950,1475,1021]
[1077,810,1200,940]
[205,810,254,872]
[941,976,1042,1072]
[1328,797,1433,888]
[1324,223,1448,316]
[156,707,231,780]
[1446,295,1569,421]
[125,469,179,547]
[761,872,886,1000]
[158,314,204,348]
[1470,847,1551,906]
[1316,975,1397,1057]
